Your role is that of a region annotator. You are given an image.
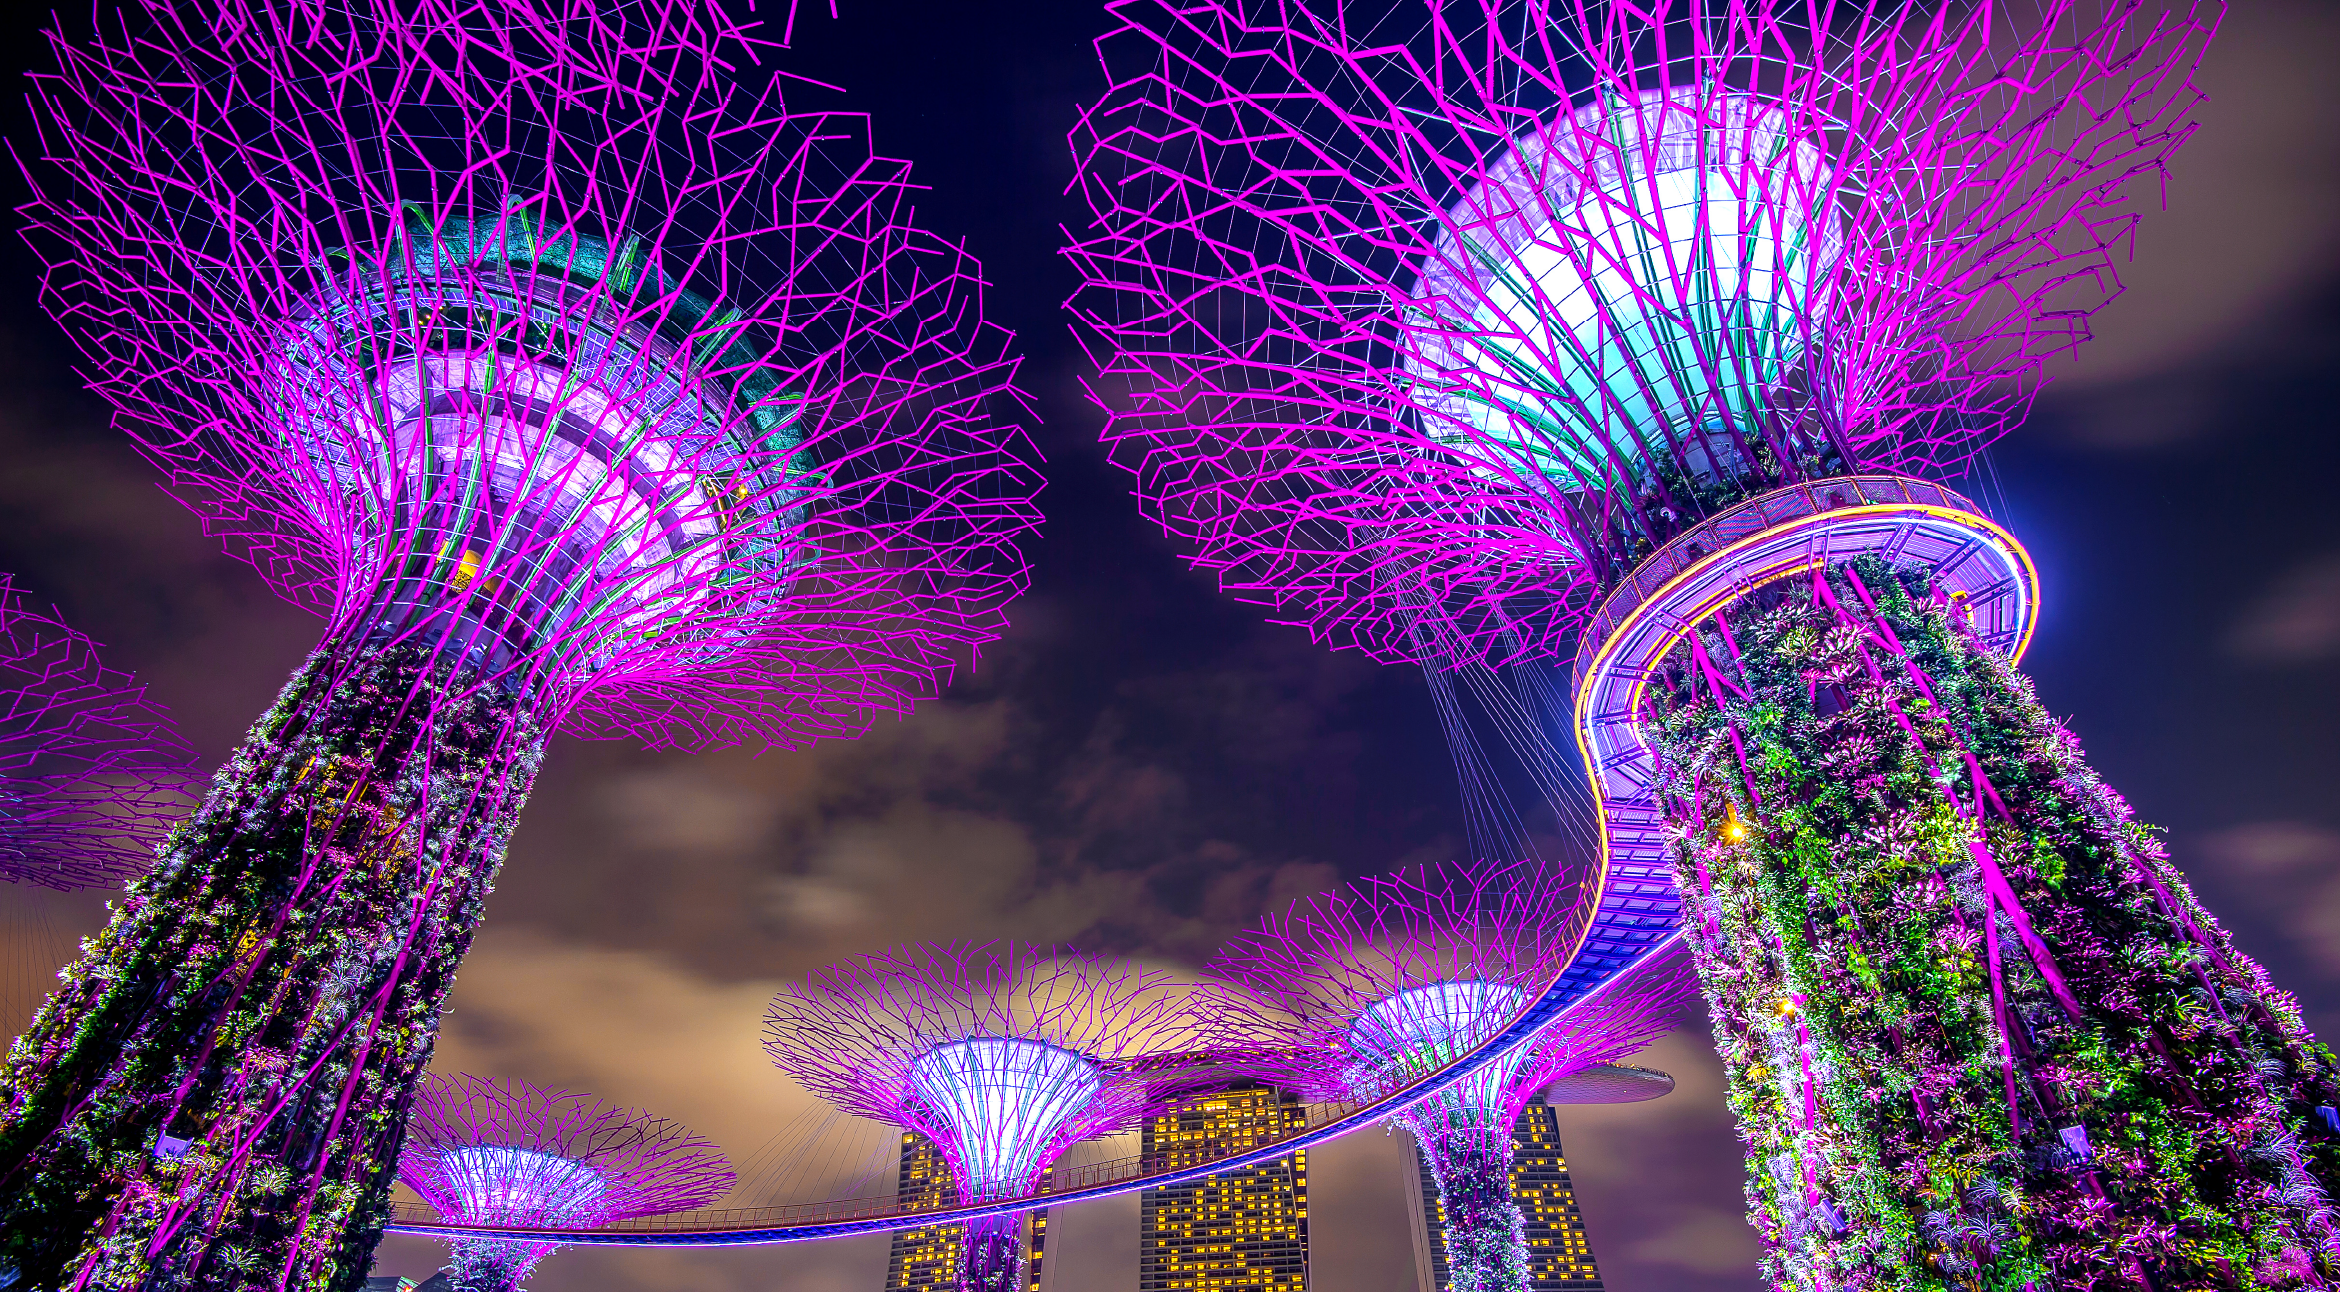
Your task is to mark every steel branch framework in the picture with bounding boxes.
[29,0,1041,742]
[0,0,1038,1284]
[399,1075,733,1290]
[1067,0,2213,667]
[765,941,1217,1291]
[1060,3,2340,1288]
[0,576,198,890]
[377,936,1685,1247]
[1209,861,1692,1292]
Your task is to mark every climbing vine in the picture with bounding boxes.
[1650,557,2340,1291]
[1423,1133,1533,1292]
[0,638,545,1292]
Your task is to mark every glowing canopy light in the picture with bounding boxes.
[278,217,808,676]
[1410,91,1842,492]
[400,1075,733,1292]
[3,0,1037,1277]
[1069,0,2212,667]
[907,1038,1105,1200]
[1214,861,1687,1137]
[1348,980,1529,1135]
[436,1145,610,1226]
[766,942,1217,1292]
[1210,861,1693,1292]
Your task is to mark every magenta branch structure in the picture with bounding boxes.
[1070,1,2340,1287]
[0,576,197,890]
[398,1075,734,1291]
[1208,861,1691,1292]
[0,0,1038,1284]
[765,942,1213,1292]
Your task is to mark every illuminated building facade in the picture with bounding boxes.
[885,1132,1050,1292]
[1409,1097,1601,1292]
[1139,1082,1308,1291]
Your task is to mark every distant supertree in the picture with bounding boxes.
[0,577,196,889]
[1068,3,2340,1288]
[1208,861,1691,1292]
[0,0,1038,1283]
[765,942,1212,1292]
[398,1075,734,1292]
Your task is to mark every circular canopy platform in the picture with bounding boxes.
[1545,1063,1675,1105]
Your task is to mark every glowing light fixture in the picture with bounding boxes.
[1349,979,1530,1131]
[436,1145,611,1225]
[907,1037,1104,1201]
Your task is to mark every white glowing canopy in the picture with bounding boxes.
[437,1144,610,1226]
[1349,979,1530,1125]
[906,1037,1105,1200]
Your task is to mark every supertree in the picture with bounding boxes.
[764,942,1214,1292]
[0,0,1039,1283]
[1066,2,2340,1288]
[396,1074,734,1291]
[1207,860,1692,1292]
[0,576,197,890]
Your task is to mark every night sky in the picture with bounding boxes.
[1,2,2337,1289]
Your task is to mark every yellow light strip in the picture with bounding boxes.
[1566,501,2040,925]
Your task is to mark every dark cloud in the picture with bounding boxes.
[2051,0,2340,395]
[2226,555,2340,663]
[1556,1029,1761,1290]
[2193,823,2340,1039]
[486,616,1407,986]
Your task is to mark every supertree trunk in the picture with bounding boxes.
[961,1212,1024,1292]
[1650,556,2340,1291]
[446,1237,543,1292]
[1423,1134,1531,1292]
[0,637,545,1292]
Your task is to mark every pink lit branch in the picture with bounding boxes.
[1205,860,1681,1127]
[1066,0,2213,668]
[764,941,1216,1201]
[27,0,1043,751]
[0,576,196,889]
[767,941,1218,1292]
[1208,860,1690,1292]
[0,0,1037,1282]
[400,1074,733,1288]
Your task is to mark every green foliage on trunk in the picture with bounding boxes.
[0,639,545,1291]
[1650,558,2340,1291]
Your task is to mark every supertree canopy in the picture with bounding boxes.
[0,0,1039,1283]
[1207,860,1691,1292]
[0,576,197,890]
[397,1075,733,1291]
[1067,0,2207,662]
[1069,3,2340,1288]
[765,942,1213,1292]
